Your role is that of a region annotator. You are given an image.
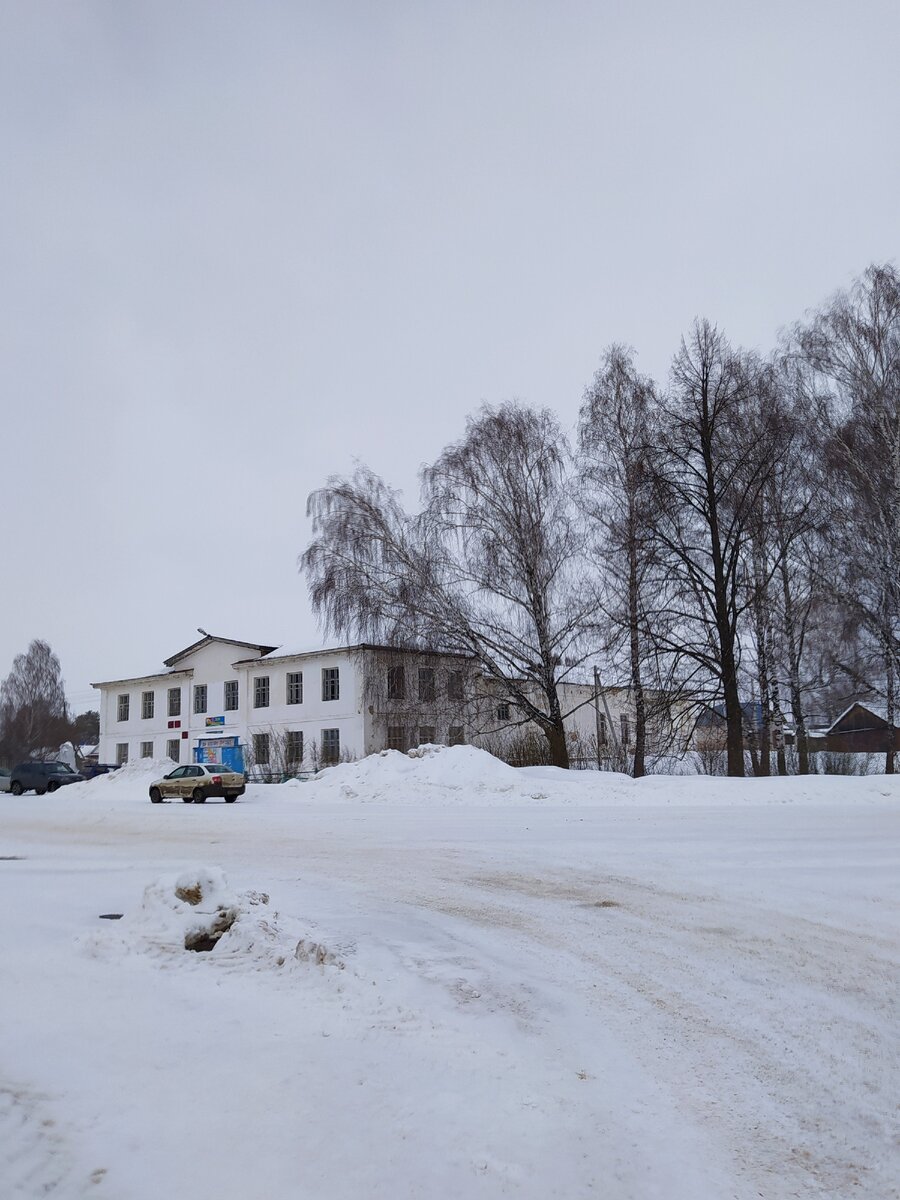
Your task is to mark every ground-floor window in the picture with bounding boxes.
[140,741,153,758]
[167,739,180,763]
[418,725,435,746]
[116,743,128,765]
[387,725,406,751]
[449,726,465,746]
[321,728,340,763]
[285,730,303,766]
[253,733,270,765]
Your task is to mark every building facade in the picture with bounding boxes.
[93,635,474,774]
[93,632,685,774]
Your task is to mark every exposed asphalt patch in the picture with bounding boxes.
[98,913,124,920]
[0,856,24,861]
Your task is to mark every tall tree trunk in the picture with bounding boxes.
[779,554,809,774]
[545,718,570,769]
[628,527,646,778]
[885,642,896,776]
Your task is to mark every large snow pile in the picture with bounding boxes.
[289,743,900,806]
[68,757,173,797]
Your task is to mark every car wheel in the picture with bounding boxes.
[192,789,206,804]
[225,794,237,803]
[10,782,23,796]
[36,789,46,796]
[150,788,162,804]
[47,781,59,793]
[182,795,193,803]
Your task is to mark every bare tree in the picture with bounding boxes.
[647,323,786,776]
[797,264,900,773]
[0,640,72,765]
[579,345,658,777]
[302,403,594,767]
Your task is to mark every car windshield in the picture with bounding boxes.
[51,763,75,774]
[205,764,229,772]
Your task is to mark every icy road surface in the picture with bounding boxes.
[0,751,898,1199]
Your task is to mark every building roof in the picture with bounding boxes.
[164,633,278,668]
[825,701,896,734]
[91,667,194,689]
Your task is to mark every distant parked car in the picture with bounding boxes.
[81,762,121,779]
[0,767,11,793]
[148,763,246,804]
[9,762,85,795]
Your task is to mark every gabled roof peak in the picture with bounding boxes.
[164,633,278,668]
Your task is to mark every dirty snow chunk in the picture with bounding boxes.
[174,865,230,907]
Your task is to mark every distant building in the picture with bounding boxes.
[810,702,900,755]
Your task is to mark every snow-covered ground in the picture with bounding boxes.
[1,747,898,1199]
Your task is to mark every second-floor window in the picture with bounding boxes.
[387,665,405,700]
[193,685,207,714]
[141,691,154,720]
[117,694,129,722]
[224,680,239,711]
[168,687,181,717]
[418,668,435,703]
[254,677,270,708]
[497,703,510,722]
[322,667,339,701]
[447,671,464,701]
[286,672,303,705]
[620,715,630,746]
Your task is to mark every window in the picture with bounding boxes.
[598,713,608,745]
[116,743,128,765]
[620,714,630,746]
[168,687,181,717]
[321,728,340,762]
[224,680,239,711]
[418,726,435,746]
[286,672,303,705]
[194,684,207,714]
[387,665,405,700]
[497,703,510,722]
[140,741,153,758]
[418,668,435,703]
[285,730,304,765]
[117,694,130,722]
[253,732,270,764]
[141,691,154,720]
[254,677,270,708]
[387,726,407,751]
[167,739,180,763]
[449,726,465,746]
[447,671,464,701]
[322,667,339,701]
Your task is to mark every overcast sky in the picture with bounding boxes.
[1,0,898,713]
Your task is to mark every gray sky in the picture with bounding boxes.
[1,0,898,714]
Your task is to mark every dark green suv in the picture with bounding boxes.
[9,762,84,795]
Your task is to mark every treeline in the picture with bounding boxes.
[0,640,98,766]
[302,263,900,777]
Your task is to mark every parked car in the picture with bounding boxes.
[0,767,11,793]
[148,763,246,804]
[9,761,85,795]
[81,762,121,779]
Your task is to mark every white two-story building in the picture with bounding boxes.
[93,633,473,774]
